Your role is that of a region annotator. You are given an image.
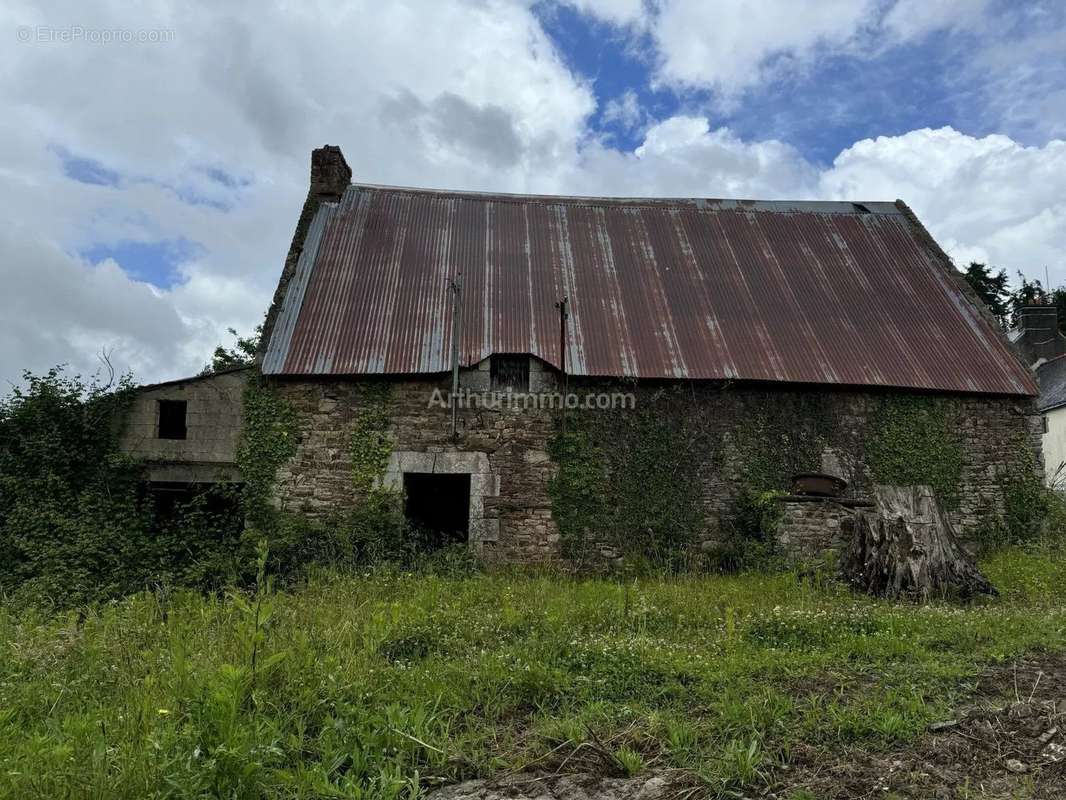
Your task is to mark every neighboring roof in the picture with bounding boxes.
[1038,355,1066,411]
[134,365,252,392]
[262,184,1036,396]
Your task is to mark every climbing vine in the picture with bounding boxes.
[729,391,837,492]
[236,375,299,526]
[548,385,708,568]
[865,396,964,509]
[718,391,838,568]
[346,382,410,559]
[350,382,394,495]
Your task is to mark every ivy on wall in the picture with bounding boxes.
[865,396,964,509]
[718,391,838,567]
[547,386,708,568]
[729,392,837,493]
[236,376,298,526]
[350,383,394,495]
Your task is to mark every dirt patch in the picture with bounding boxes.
[430,773,687,800]
[428,655,1066,800]
[780,652,1066,799]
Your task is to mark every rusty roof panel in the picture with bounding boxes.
[263,184,1036,396]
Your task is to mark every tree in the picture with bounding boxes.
[203,324,262,374]
[961,262,1010,327]
[1008,273,1046,328]
[1048,287,1066,336]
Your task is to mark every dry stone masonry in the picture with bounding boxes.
[266,366,1042,564]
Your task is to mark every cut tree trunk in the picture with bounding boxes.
[840,485,997,601]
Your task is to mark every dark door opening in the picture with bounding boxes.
[146,481,243,524]
[403,472,470,548]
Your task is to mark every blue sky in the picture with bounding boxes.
[537,0,1062,164]
[2,0,1065,383]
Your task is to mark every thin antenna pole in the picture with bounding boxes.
[450,274,463,441]
[555,297,569,433]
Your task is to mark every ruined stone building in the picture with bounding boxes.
[121,145,1043,563]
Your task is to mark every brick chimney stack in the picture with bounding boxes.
[1015,304,1066,365]
[258,145,352,362]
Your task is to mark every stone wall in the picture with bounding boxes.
[774,498,872,561]
[119,369,247,482]
[272,372,559,563]
[269,372,1042,564]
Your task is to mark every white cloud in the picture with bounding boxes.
[882,0,990,42]
[601,89,645,133]
[820,127,1066,283]
[569,116,818,199]
[1,1,1064,391]
[561,0,647,27]
[649,0,879,96]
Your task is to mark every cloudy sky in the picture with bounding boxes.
[2,0,1064,386]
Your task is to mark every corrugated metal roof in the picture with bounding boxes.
[1038,355,1066,411]
[262,184,1036,396]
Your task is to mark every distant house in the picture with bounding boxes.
[1012,306,1066,485]
[118,367,249,506]
[120,145,1043,562]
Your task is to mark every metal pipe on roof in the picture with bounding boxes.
[449,274,463,440]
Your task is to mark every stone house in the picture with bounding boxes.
[119,367,249,505]
[122,145,1043,563]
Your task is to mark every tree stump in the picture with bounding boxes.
[840,485,996,601]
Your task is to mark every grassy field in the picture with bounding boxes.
[1,549,1065,799]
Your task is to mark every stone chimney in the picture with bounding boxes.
[1015,304,1066,366]
[310,144,352,200]
[258,145,352,362]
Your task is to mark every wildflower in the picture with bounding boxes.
[157,708,170,716]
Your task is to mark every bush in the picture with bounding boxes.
[0,369,252,605]
[707,489,784,572]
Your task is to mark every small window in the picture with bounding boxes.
[158,399,187,440]
[490,355,529,393]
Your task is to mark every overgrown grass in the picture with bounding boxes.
[2,549,1065,799]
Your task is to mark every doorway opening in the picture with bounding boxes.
[403,472,471,549]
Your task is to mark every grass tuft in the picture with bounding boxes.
[0,548,1064,798]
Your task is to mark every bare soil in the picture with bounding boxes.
[779,653,1066,799]
[430,653,1066,800]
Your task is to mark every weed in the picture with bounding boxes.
[614,746,645,777]
[0,547,1064,797]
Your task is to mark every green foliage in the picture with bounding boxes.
[235,376,298,527]
[973,457,1057,549]
[202,324,261,374]
[546,429,611,562]
[730,392,836,494]
[350,383,395,494]
[866,396,964,509]
[711,392,836,572]
[712,489,785,572]
[613,746,645,777]
[548,388,707,567]
[1,548,1064,797]
[1001,468,1049,544]
[961,262,1010,327]
[1008,272,1048,328]
[0,369,250,605]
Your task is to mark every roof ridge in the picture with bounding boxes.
[345,182,903,214]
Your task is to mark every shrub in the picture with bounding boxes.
[0,369,252,605]
[707,489,784,572]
